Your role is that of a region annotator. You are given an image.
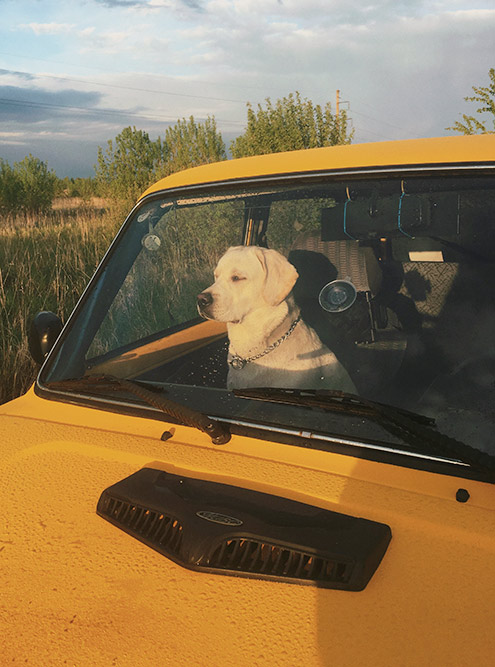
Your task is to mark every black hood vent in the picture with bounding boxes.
[97,468,391,591]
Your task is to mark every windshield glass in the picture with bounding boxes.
[41,174,495,457]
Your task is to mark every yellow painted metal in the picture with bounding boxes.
[141,135,495,198]
[1,388,495,666]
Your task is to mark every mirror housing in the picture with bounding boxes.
[28,311,63,365]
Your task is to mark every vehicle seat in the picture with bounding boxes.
[289,232,408,394]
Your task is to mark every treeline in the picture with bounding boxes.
[1,91,353,215]
[95,92,353,204]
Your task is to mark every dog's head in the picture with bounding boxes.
[197,246,299,323]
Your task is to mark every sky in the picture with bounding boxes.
[0,0,494,177]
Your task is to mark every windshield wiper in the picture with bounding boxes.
[234,387,435,425]
[234,387,495,476]
[45,375,231,445]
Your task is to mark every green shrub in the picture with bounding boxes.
[0,155,57,218]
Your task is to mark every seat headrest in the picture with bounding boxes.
[290,232,382,295]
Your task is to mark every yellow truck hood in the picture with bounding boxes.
[1,387,495,666]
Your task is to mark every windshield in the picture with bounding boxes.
[41,174,495,460]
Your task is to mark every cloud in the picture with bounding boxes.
[0,85,103,123]
[0,131,27,146]
[0,69,36,81]
[205,0,424,25]
[95,0,149,7]
[18,22,76,35]
[161,2,495,144]
[175,5,495,87]
[181,0,204,9]
[94,0,204,10]
[0,134,107,176]
[77,28,135,55]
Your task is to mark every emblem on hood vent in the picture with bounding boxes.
[97,468,391,591]
[196,511,243,526]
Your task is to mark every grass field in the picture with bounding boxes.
[0,199,120,404]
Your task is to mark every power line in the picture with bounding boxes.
[351,124,398,141]
[0,50,268,93]
[1,50,424,138]
[350,108,417,134]
[334,87,414,137]
[0,96,246,126]
[1,59,416,137]
[0,95,411,142]
[0,66,247,105]
[0,76,415,142]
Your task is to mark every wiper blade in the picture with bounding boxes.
[234,387,435,425]
[234,387,495,475]
[46,375,231,445]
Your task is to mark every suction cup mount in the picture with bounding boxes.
[318,279,357,313]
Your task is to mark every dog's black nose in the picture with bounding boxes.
[197,292,213,308]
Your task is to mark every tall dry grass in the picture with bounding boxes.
[0,201,121,404]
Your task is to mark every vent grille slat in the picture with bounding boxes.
[139,509,154,534]
[249,542,262,572]
[119,502,133,524]
[295,553,310,579]
[153,515,170,544]
[127,505,142,529]
[272,546,284,573]
[143,511,160,538]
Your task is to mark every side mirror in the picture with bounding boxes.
[28,311,63,365]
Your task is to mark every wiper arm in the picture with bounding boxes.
[234,388,495,475]
[46,375,231,445]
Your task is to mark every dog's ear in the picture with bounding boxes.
[255,247,299,306]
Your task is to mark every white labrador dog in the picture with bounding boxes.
[197,245,356,392]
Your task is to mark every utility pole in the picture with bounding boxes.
[336,89,340,118]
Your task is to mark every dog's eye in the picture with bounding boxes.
[231,275,245,282]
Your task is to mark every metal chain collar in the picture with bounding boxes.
[229,315,302,370]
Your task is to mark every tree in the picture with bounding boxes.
[0,155,57,217]
[0,159,21,215]
[156,115,226,178]
[14,155,57,215]
[95,126,160,204]
[95,118,226,202]
[447,68,495,135]
[231,92,353,158]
